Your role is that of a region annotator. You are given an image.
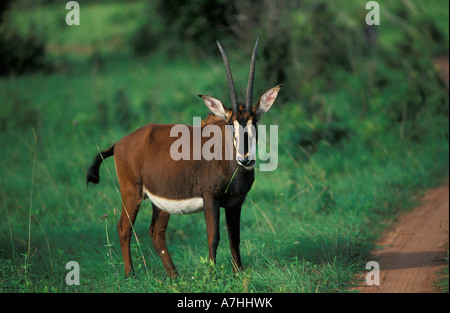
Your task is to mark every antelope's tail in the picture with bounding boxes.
[86,144,115,186]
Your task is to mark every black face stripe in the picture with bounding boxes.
[243,131,249,156]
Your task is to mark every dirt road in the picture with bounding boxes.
[434,57,449,86]
[356,180,449,293]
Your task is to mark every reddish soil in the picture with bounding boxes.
[434,57,450,86]
[356,180,449,293]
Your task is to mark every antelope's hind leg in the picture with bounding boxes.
[117,184,142,277]
[149,205,178,277]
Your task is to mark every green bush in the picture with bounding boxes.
[0,0,48,76]
[0,27,47,76]
[132,0,236,56]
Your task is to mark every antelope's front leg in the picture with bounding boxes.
[225,205,242,273]
[203,197,220,264]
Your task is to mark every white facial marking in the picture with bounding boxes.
[143,188,203,215]
[247,120,256,160]
[233,119,256,169]
[233,120,244,162]
[233,120,240,146]
[246,119,253,137]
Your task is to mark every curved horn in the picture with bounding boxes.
[245,35,259,112]
[217,41,239,113]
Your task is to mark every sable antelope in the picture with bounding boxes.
[86,37,281,277]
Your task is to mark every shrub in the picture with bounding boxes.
[0,1,47,76]
[0,27,47,76]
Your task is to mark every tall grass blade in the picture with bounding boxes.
[248,197,276,236]
[0,180,15,259]
[25,128,37,281]
[33,215,53,272]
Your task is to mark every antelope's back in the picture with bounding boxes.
[114,123,208,200]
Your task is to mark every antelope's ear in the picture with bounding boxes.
[199,95,230,120]
[254,85,281,118]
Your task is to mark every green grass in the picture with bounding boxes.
[434,252,449,292]
[0,0,448,293]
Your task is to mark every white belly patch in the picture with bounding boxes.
[143,188,204,215]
